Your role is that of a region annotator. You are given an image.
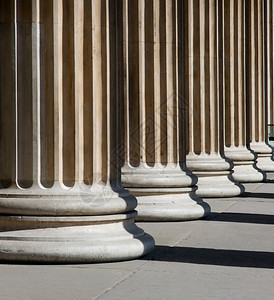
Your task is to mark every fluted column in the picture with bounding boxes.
[0,0,154,262]
[185,0,243,197]
[247,0,274,171]
[121,0,210,221]
[223,0,264,182]
[266,0,274,147]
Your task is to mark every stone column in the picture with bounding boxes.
[247,0,274,171]
[185,0,244,197]
[223,0,264,182]
[266,0,274,147]
[121,0,210,221]
[0,0,154,262]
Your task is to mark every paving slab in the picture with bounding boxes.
[98,263,274,300]
[0,265,132,300]
[137,220,204,246]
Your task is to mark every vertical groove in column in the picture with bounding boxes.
[40,0,54,187]
[17,0,33,188]
[199,0,206,154]
[63,0,75,187]
[123,0,130,164]
[153,0,161,163]
[83,0,93,185]
[74,0,84,184]
[250,0,256,143]
[187,0,194,154]
[106,0,111,183]
[53,0,63,185]
[14,0,18,186]
[257,0,263,142]
[237,0,244,147]
[92,0,103,183]
[175,0,180,162]
[89,0,108,185]
[209,0,217,153]
[0,0,16,187]
[229,0,235,147]
[144,1,154,166]
[138,0,146,164]
[32,0,41,185]
[166,0,175,163]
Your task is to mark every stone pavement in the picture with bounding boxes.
[1,174,274,300]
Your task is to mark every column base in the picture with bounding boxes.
[224,146,265,182]
[127,187,210,221]
[0,182,137,215]
[186,153,244,198]
[232,162,265,182]
[0,211,155,262]
[122,163,210,221]
[250,142,274,172]
[256,155,274,172]
[194,171,244,197]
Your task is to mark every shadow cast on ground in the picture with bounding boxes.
[262,179,274,184]
[241,192,274,199]
[142,246,274,269]
[203,212,274,224]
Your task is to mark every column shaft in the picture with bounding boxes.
[121,0,210,221]
[266,0,274,147]
[223,0,264,182]
[248,0,274,171]
[185,0,244,197]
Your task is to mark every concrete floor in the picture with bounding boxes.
[1,174,274,300]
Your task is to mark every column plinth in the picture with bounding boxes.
[122,163,208,221]
[0,212,153,263]
[224,147,264,182]
[249,143,274,171]
[0,0,154,262]
[185,0,244,197]
[186,153,242,197]
[121,0,210,221]
[0,182,137,216]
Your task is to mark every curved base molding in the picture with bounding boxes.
[127,187,210,221]
[232,162,265,182]
[122,163,197,188]
[0,212,155,262]
[122,163,210,221]
[186,153,244,197]
[0,183,137,215]
[256,155,274,172]
[224,146,265,182]
[194,171,244,197]
[249,142,274,172]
